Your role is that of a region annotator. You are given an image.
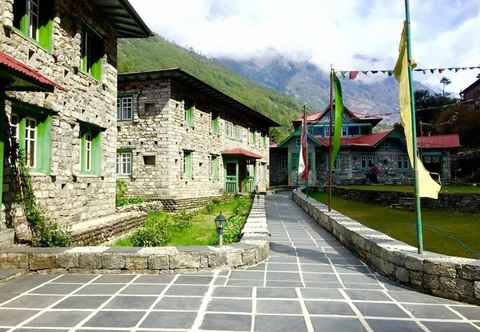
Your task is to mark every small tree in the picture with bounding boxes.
[440,77,452,96]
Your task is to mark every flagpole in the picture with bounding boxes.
[404,0,424,254]
[304,105,309,197]
[328,67,334,212]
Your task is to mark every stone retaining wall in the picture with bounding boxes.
[334,187,480,213]
[293,189,480,305]
[0,196,269,273]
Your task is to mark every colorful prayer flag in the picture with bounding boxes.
[349,71,359,80]
[394,23,441,199]
[330,73,344,170]
[298,111,309,181]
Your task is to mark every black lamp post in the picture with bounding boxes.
[215,214,226,246]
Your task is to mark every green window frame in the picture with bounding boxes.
[250,129,256,145]
[9,109,52,175]
[13,0,54,51]
[185,106,194,127]
[80,127,102,175]
[262,134,267,148]
[183,150,193,179]
[211,114,220,135]
[80,25,104,81]
[210,154,220,182]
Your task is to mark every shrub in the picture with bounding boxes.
[174,210,193,230]
[130,213,169,247]
[115,180,144,207]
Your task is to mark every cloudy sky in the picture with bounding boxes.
[130,0,479,94]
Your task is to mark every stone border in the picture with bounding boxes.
[293,189,480,305]
[0,196,269,273]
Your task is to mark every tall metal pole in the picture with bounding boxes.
[328,67,334,211]
[404,0,424,254]
[303,104,309,196]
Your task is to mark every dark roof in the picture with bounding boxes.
[315,130,392,148]
[293,105,383,127]
[119,68,280,128]
[460,78,480,96]
[0,51,60,92]
[94,0,152,38]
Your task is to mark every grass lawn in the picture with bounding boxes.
[338,184,480,194]
[311,192,480,259]
[115,195,253,247]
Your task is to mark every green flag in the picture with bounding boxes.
[330,72,344,169]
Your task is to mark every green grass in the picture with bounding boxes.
[338,184,480,194]
[311,192,480,259]
[114,195,253,247]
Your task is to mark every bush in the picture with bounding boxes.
[115,180,144,207]
[32,220,72,247]
[174,210,193,230]
[130,214,169,247]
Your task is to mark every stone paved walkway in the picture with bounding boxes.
[0,192,479,331]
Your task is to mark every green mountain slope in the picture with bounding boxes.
[118,36,304,142]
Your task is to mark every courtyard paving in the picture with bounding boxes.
[0,192,479,331]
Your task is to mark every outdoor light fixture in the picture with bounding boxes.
[215,214,226,246]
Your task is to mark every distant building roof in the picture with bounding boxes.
[0,51,59,92]
[222,148,262,159]
[94,0,152,38]
[460,78,480,97]
[119,68,280,128]
[315,130,393,148]
[294,105,383,127]
[418,134,461,149]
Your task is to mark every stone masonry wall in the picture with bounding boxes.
[293,189,480,305]
[0,1,119,230]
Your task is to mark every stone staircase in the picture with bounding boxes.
[391,196,415,210]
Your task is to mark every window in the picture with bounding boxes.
[234,125,242,141]
[13,0,53,50]
[262,134,267,148]
[349,126,360,136]
[143,155,156,166]
[116,151,132,176]
[24,118,37,168]
[249,129,256,145]
[398,155,409,169]
[225,122,233,138]
[80,26,104,80]
[361,154,375,169]
[342,127,348,137]
[210,155,220,182]
[185,106,194,127]
[80,128,101,175]
[183,150,193,179]
[334,156,341,170]
[117,96,133,121]
[211,114,220,135]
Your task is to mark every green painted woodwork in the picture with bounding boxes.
[0,140,4,204]
[13,0,53,52]
[211,115,219,135]
[80,26,104,81]
[242,163,256,193]
[185,107,194,127]
[80,130,102,176]
[183,150,193,179]
[210,155,220,181]
[225,160,238,193]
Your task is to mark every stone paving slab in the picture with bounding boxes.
[0,193,478,331]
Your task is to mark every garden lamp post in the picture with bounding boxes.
[215,214,226,246]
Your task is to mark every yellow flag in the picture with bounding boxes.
[394,23,441,199]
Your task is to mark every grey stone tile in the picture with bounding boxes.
[354,303,409,318]
[83,310,144,328]
[228,279,264,287]
[304,281,342,288]
[246,263,267,271]
[254,315,307,332]
[104,296,156,309]
[93,275,135,284]
[54,296,109,309]
[0,275,57,294]
[27,310,91,327]
[300,288,344,300]
[201,313,251,331]
[335,265,371,274]
[214,276,228,286]
[266,281,304,288]
[388,290,459,304]
[305,301,354,315]
[140,311,197,329]
[3,295,63,308]
[421,322,479,332]
[301,264,334,273]
[154,296,203,310]
[268,263,299,272]
[53,275,96,283]
[343,283,383,290]
[212,287,252,298]
[345,290,392,302]
[230,271,265,280]
[366,319,423,332]
[175,275,213,285]
[207,298,252,313]
[33,284,81,295]
[403,304,462,320]
[134,275,174,284]
[256,299,302,314]
[256,287,297,299]
[311,317,364,332]
[302,273,339,282]
[75,283,124,295]
[266,272,300,282]
[120,284,166,295]
[340,274,379,284]
[450,306,480,320]
[0,309,39,326]
[166,285,208,296]
[14,329,68,332]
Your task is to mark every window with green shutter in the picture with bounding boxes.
[13,0,54,51]
[183,150,193,179]
[211,114,220,135]
[250,129,256,145]
[80,126,102,176]
[185,107,194,127]
[262,134,267,148]
[80,25,104,81]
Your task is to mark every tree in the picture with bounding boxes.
[440,77,452,96]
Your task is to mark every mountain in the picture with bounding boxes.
[218,54,433,125]
[117,36,304,142]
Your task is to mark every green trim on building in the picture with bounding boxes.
[80,128,102,176]
[185,107,194,128]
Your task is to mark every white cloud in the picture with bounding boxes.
[130,0,480,94]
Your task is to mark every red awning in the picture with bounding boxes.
[315,130,393,147]
[418,134,461,149]
[0,51,60,92]
[222,148,263,159]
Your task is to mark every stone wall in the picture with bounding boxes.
[0,1,119,231]
[293,189,480,305]
[0,195,270,272]
[334,187,480,213]
[117,76,271,204]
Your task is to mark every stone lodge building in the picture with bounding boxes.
[460,77,480,100]
[270,106,460,187]
[117,69,278,210]
[0,0,151,245]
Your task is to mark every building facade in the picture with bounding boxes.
[117,69,278,210]
[0,0,150,243]
[461,78,480,100]
[270,106,460,187]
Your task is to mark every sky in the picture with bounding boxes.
[129,0,480,94]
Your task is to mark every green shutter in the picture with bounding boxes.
[92,132,102,175]
[36,115,52,174]
[39,0,54,51]
[0,139,3,204]
[91,57,102,81]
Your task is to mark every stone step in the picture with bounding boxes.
[0,229,14,248]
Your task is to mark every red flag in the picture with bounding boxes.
[298,111,309,181]
[349,71,359,80]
